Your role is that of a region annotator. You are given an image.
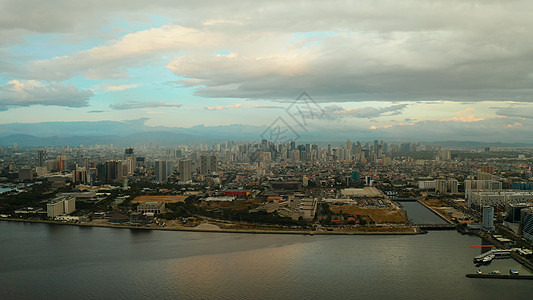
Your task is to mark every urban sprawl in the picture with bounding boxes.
[1,139,533,267]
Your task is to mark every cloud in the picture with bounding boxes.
[295,103,407,120]
[362,116,533,143]
[21,25,218,81]
[443,107,485,122]
[5,1,533,104]
[4,0,533,109]
[334,104,408,118]
[205,103,282,110]
[109,101,182,110]
[507,122,523,128]
[493,105,533,119]
[103,84,140,92]
[0,80,93,110]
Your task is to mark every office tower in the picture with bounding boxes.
[482,206,495,232]
[167,161,174,178]
[200,155,209,175]
[155,160,168,183]
[125,147,134,156]
[56,156,67,172]
[520,208,533,242]
[18,167,33,181]
[106,160,124,183]
[97,163,107,182]
[38,150,47,167]
[136,157,145,168]
[82,158,89,169]
[73,168,88,183]
[179,160,192,181]
[209,155,217,173]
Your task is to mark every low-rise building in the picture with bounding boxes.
[137,201,165,214]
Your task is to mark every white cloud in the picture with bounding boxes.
[0,80,93,110]
[21,25,219,80]
[110,101,182,110]
[103,84,140,92]
[204,103,281,110]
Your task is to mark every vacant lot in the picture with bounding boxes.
[421,199,448,207]
[330,205,407,224]
[132,195,188,203]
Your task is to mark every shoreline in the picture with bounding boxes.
[0,218,422,236]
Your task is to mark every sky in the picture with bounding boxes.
[1,0,533,142]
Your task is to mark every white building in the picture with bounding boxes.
[466,190,533,208]
[418,181,436,190]
[47,197,76,218]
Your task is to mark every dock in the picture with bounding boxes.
[473,249,511,263]
[466,273,533,280]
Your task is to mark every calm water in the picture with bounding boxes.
[0,221,531,299]
[397,201,448,224]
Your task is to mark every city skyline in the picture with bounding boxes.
[2,1,533,142]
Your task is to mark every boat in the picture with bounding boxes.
[482,254,495,263]
[477,269,482,274]
[510,269,519,276]
[489,270,501,275]
[474,254,495,264]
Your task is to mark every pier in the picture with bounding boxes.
[466,273,533,280]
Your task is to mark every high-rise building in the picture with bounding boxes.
[18,167,33,181]
[482,206,495,232]
[209,155,217,173]
[200,155,209,174]
[57,156,67,172]
[73,168,88,183]
[155,160,168,183]
[520,208,533,242]
[435,179,448,194]
[105,161,124,183]
[178,160,192,181]
[447,179,459,194]
[38,150,47,167]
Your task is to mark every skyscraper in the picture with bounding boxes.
[38,150,47,167]
[209,155,218,173]
[155,160,168,183]
[56,156,67,172]
[106,160,124,183]
[200,155,209,175]
[179,159,192,181]
[482,206,495,232]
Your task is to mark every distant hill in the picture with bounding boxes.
[428,141,533,149]
[1,119,532,147]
